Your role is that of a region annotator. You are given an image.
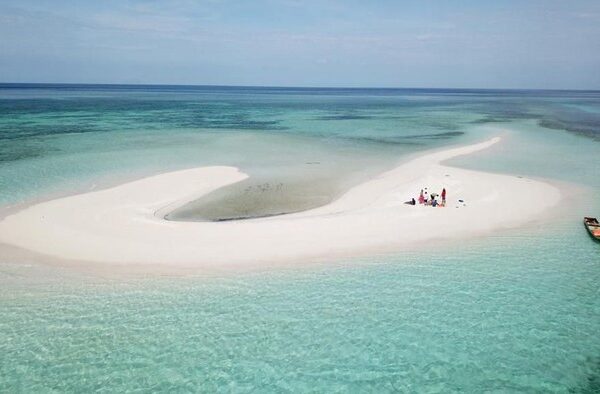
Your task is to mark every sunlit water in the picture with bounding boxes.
[1,85,599,392]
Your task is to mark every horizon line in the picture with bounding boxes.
[1,82,599,93]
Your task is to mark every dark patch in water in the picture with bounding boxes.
[406,131,464,139]
[574,356,600,393]
[348,136,422,146]
[539,119,600,141]
[0,140,62,162]
[0,97,289,138]
[470,117,514,124]
[469,99,600,142]
[316,114,373,121]
[0,146,42,162]
[345,131,464,146]
[190,119,286,130]
[0,124,99,141]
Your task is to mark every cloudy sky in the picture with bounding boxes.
[1,0,599,89]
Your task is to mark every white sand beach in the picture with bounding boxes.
[0,137,562,269]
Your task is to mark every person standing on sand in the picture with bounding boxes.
[441,188,446,205]
[418,189,425,204]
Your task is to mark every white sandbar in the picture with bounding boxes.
[0,137,561,268]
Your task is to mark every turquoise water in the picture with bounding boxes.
[1,85,600,392]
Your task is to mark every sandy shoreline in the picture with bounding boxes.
[0,137,562,269]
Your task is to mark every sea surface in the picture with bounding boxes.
[0,84,599,392]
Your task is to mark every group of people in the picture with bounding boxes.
[405,187,446,207]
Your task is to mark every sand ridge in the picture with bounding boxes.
[0,137,561,268]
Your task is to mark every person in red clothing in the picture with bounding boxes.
[418,189,425,204]
[441,188,446,206]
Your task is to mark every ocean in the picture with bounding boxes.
[1,84,599,392]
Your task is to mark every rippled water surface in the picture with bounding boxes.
[1,85,599,392]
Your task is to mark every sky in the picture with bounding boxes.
[0,0,599,89]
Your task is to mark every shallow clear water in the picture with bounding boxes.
[1,85,599,392]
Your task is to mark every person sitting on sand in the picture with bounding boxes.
[431,198,438,207]
[418,190,425,204]
[404,198,416,205]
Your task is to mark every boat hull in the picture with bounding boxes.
[584,217,600,242]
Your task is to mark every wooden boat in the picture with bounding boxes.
[584,217,600,241]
